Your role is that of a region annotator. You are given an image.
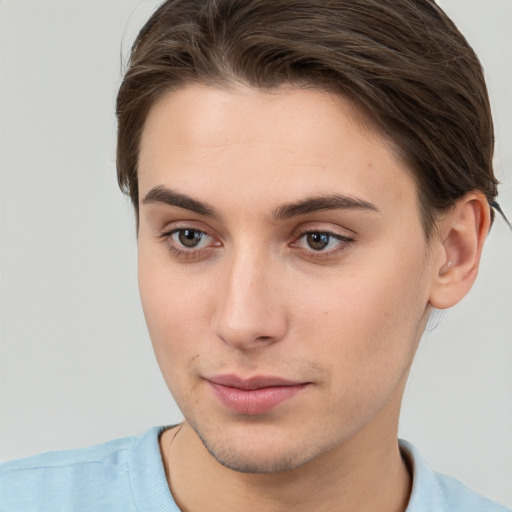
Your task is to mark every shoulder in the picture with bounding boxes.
[0,426,173,512]
[401,440,510,512]
[0,434,134,473]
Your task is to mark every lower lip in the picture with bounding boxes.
[209,382,308,415]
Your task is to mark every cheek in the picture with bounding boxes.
[137,256,215,376]
[294,249,430,382]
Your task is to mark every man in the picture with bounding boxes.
[1,1,510,510]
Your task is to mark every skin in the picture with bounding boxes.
[136,84,489,511]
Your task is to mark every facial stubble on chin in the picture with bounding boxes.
[188,419,330,474]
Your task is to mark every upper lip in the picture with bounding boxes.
[207,374,306,390]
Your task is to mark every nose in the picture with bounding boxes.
[212,249,288,350]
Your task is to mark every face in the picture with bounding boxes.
[137,84,434,473]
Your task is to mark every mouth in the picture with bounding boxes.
[206,374,310,415]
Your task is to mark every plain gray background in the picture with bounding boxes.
[0,0,511,506]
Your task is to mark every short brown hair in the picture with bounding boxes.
[116,0,498,235]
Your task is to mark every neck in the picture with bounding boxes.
[160,414,411,512]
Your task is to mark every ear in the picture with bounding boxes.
[429,192,491,310]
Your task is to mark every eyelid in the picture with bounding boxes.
[156,220,355,262]
[293,214,356,231]
[292,222,356,241]
[161,226,218,245]
[290,226,356,258]
[158,217,212,233]
[158,223,222,260]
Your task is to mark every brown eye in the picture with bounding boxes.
[306,232,331,251]
[162,227,220,259]
[177,229,203,248]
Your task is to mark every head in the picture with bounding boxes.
[117,0,496,473]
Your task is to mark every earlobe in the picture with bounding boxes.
[429,192,491,310]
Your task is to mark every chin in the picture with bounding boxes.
[192,421,324,474]
[203,439,314,474]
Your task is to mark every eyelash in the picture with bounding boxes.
[291,228,355,259]
[159,227,218,260]
[159,227,355,261]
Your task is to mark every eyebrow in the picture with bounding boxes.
[273,194,379,219]
[142,185,378,219]
[143,185,218,218]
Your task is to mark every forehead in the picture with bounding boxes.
[138,84,419,218]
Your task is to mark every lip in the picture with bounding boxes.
[206,374,310,415]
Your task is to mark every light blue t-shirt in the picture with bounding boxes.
[0,427,509,511]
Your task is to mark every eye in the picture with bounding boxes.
[174,228,206,248]
[158,226,222,261]
[292,230,354,255]
[305,232,333,251]
[158,226,221,260]
[168,228,213,250]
